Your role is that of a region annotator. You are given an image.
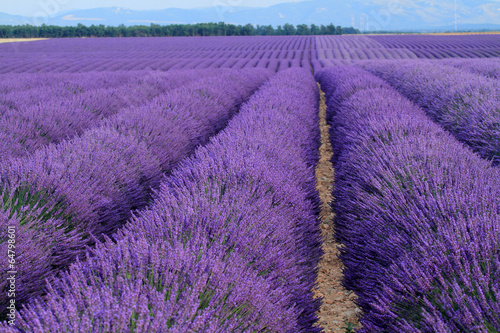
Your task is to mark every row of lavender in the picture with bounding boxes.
[311,52,500,74]
[2,35,500,74]
[0,36,311,53]
[0,37,312,73]
[0,57,309,74]
[11,52,497,76]
[438,57,500,79]
[0,70,217,160]
[371,34,500,57]
[0,69,271,319]
[4,34,498,56]
[317,66,500,332]
[311,35,500,72]
[313,56,500,75]
[360,60,500,165]
[0,71,151,94]
[1,68,323,332]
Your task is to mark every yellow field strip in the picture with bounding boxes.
[0,38,48,44]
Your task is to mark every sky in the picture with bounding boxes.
[1,0,499,30]
[1,0,305,16]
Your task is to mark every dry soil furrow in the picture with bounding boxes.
[314,84,362,333]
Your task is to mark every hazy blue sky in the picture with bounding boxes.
[2,0,305,16]
[2,0,499,29]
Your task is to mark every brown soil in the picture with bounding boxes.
[313,85,362,332]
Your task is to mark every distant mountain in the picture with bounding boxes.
[399,23,500,33]
[0,12,32,25]
[0,0,499,32]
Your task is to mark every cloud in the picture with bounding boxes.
[127,20,185,23]
[62,14,105,21]
[114,7,132,14]
[469,3,500,21]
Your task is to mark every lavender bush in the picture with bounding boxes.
[104,69,271,173]
[0,71,151,95]
[0,69,270,317]
[0,36,313,73]
[1,68,322,332]
[361,60,500,165]
[0,70,213,160]
[317,66,500,332]
[370,34,500,59]
[439,57,500,79]
[2,35,500,74]
[315,66,390,122]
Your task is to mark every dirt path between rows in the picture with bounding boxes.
[313,85,362,332]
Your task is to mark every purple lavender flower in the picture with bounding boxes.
[3,68,322,332]
[317,66,500,332]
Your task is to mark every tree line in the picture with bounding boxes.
[0,22,360,38]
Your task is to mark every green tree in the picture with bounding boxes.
[241,23,254,36]
[296,24,310,35]
[310,24,319,35]
[283,23,296,35]
[0,22,351,38]
[325,23,336,35]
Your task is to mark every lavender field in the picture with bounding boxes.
[1,34,500,332]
